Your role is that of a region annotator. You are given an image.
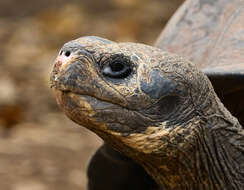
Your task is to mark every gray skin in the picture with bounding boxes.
[50,0,244,189]
[50,36,244,190]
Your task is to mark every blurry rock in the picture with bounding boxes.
[0,76,23,129]
[113,0,140,8]
[0,118,102,190]
[0,105,22,129]
[13,181,47,190]
[38,4,85,40]
[0,76,17,104]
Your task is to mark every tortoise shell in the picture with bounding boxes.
[156,0,244,126]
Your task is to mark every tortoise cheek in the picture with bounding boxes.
[139,69,176,99]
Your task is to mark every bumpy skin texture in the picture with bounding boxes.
[50,36,244,189]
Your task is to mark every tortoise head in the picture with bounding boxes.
[50,36,223,155]
[50,36,244,188]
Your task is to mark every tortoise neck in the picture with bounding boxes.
[140,113,244,190]
[99,94,244,190]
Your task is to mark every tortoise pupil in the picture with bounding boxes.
[102,56,133,79]
[65,51,71,57]
[110,61,124,72]
[102,61,132,79]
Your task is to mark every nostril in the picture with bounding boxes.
[65,51,71,57]
[59,50,63,55]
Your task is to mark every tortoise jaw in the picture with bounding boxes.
[55,88,157,136]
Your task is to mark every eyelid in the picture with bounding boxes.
[99,54,132,67]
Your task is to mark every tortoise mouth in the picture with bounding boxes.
[55,89,154,134]
[56,89,125,112]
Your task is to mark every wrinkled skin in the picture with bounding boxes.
[50,36,244,190]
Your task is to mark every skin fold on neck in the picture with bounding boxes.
[99,95,244,190]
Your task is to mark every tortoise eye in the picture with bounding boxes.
[64,51,71,57]
[110,61,124,72]
[102,56,133,79]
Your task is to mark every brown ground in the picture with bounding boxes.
[0,0,183,189]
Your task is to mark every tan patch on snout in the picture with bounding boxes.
[55,91,111,133]
[69,93,96,117]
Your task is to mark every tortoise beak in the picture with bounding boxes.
[50,61,60,89]
[50,60,81,93]
[50,48,81,90]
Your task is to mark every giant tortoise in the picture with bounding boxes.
[50,0,244,189]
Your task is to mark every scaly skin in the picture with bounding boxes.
[50,36,244,189]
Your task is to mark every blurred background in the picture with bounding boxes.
[0,0,183,189]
